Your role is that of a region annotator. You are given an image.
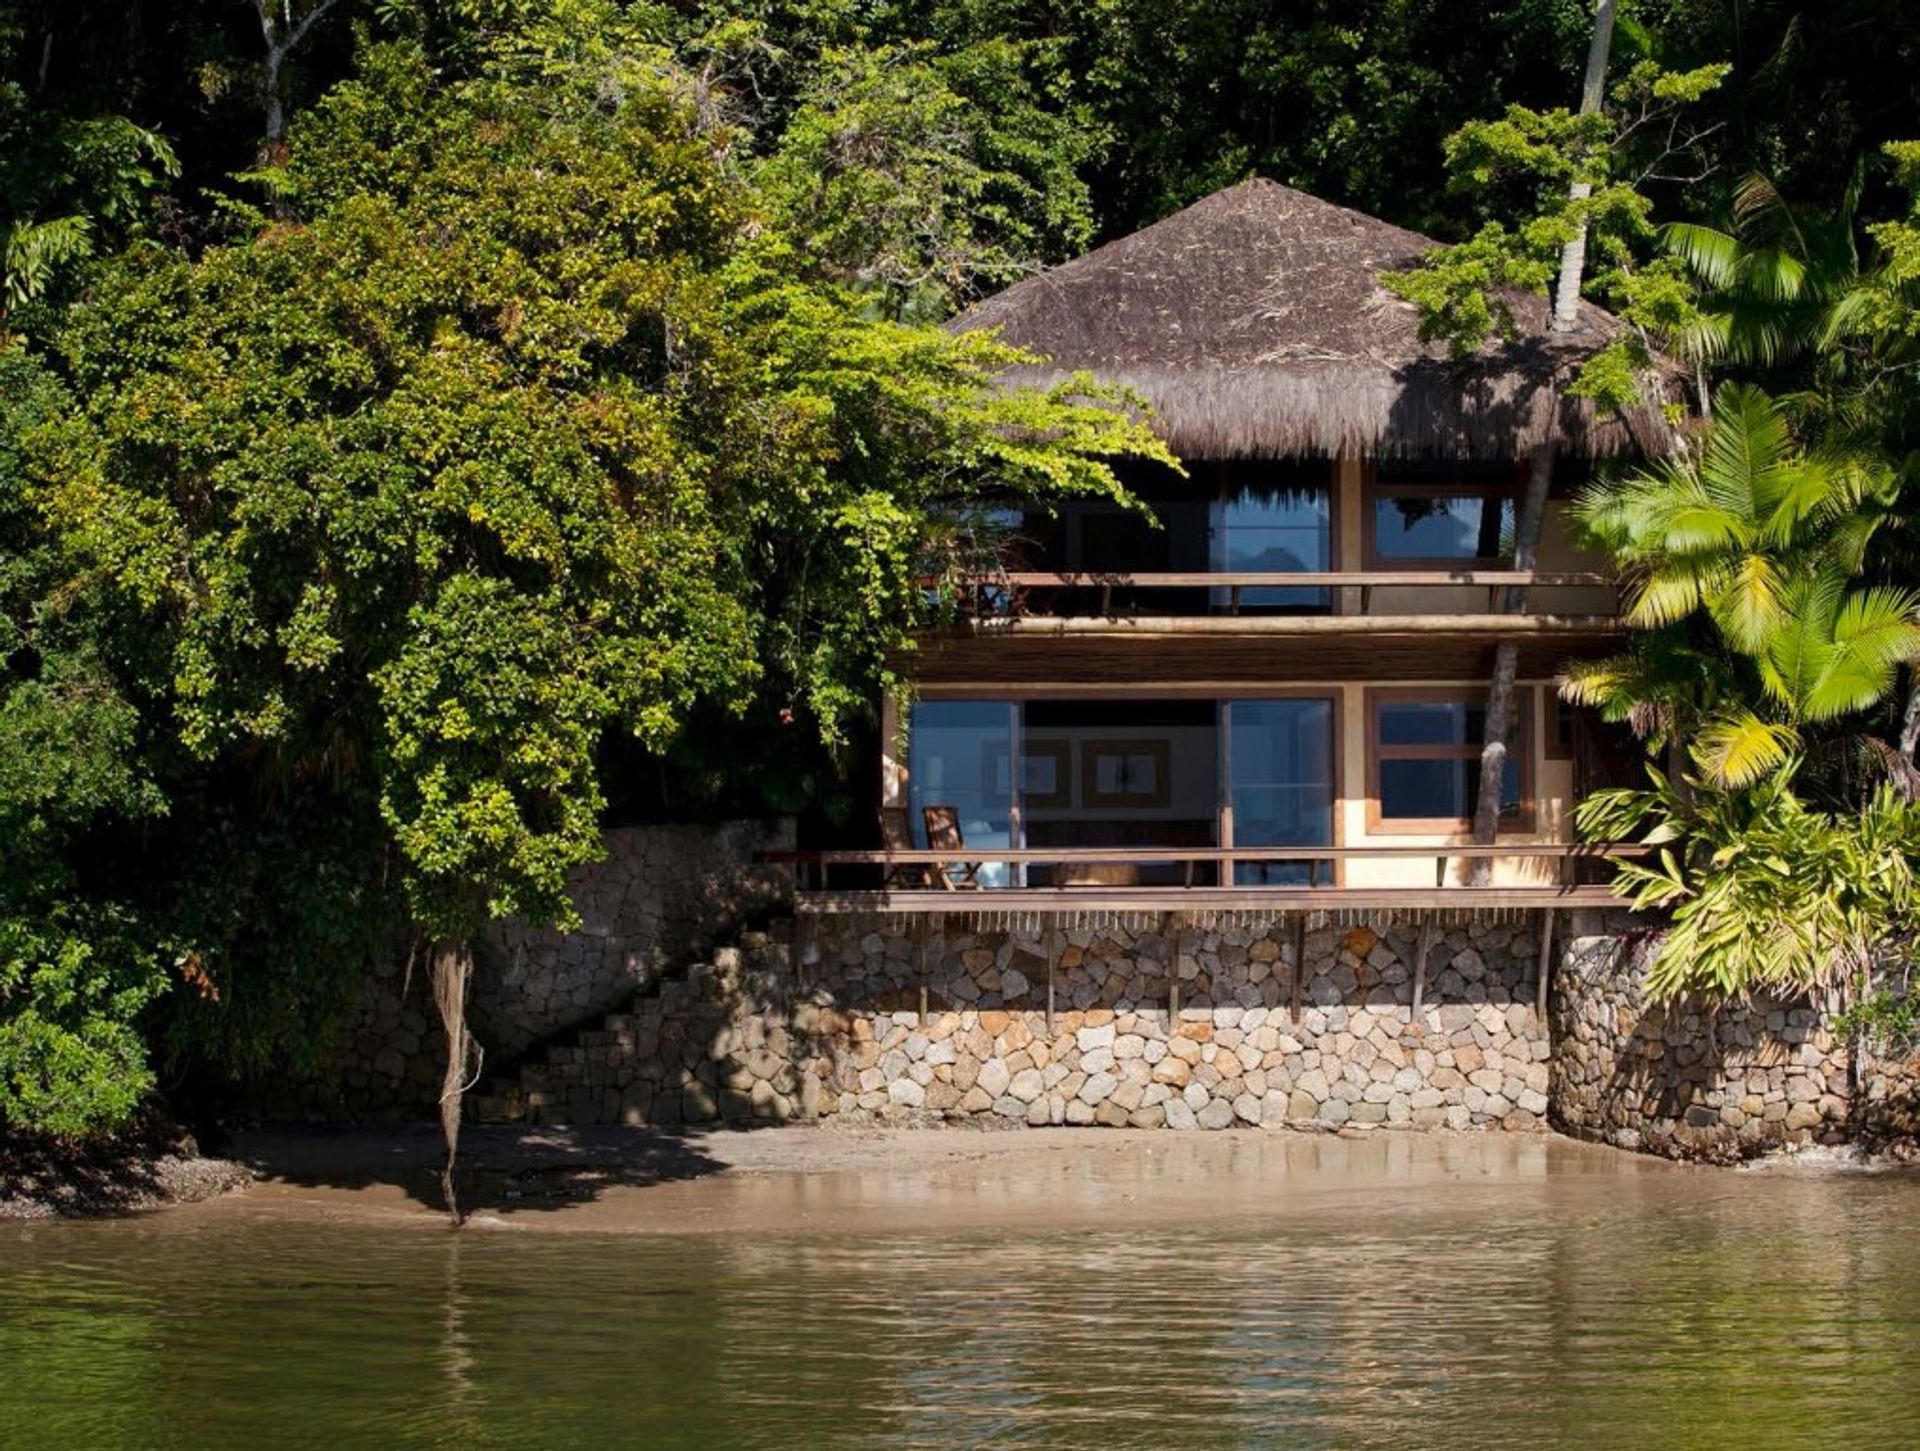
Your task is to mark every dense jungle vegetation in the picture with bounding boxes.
[3,0,1918,1142]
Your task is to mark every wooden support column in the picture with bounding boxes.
[915,916,932,1028]
[1411,918,1440,1022]
[1536,908,1556,1021]
[1289,915,1307,1025]
[1166,912,1182,1026]
[1045,922,1058,1035]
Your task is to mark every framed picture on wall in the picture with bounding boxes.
[1080,739,1171,809]
[1020,738,1072,810]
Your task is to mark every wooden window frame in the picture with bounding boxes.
[1364,686,1536,835]
[1362,461,1523,572]
[1541,685,1576,762]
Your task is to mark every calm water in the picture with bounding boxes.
[4,1140,1920,1448]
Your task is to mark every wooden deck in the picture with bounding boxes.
[767,844,1646,916]
[791,883,1625,915]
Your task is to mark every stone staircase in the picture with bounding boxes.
[467,925,828,1129]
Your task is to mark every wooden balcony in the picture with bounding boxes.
[916,571,1625,686]
[766,842,1647,916]
[948,569,1618,618]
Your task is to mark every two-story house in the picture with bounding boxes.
[790,179,1662,926]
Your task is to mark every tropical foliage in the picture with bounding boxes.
[1567,384,1920,786]
[1577,770,1920,1005]
[4,0,1920,1125]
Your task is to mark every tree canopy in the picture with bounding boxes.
[3,0,1920,1135]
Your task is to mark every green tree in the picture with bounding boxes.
[23,12,1165,1201]
[0,347,175,1137]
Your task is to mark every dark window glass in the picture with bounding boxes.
[1377,754,1522,821]
[1227,698,1335,885]
[1377,701,1488,747]
[1216,482,1331,611]
[1373,494,1514,561]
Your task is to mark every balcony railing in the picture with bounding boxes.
[943,570,1617,620]
[764,841,1649,914]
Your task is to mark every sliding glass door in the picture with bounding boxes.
[907,701,1016,886]
[1225,698,1336,885]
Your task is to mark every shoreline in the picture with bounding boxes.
[10,1120,1913,1233]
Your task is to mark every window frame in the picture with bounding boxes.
[1362,460,1523,571]
[1364,686,1536,835]
[1541,685,1576,762]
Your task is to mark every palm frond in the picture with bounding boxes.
[1691,709,1800,788]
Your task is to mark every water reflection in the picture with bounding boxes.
[4,1147,1920,1448]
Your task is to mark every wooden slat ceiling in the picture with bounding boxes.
[907,626,1623,687]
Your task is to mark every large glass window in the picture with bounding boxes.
[1214,484,1332,610]
[1369,692,1530,830]
[907,701,1015,884]
[1370,488,1515,563]
[1226,698,1336,885]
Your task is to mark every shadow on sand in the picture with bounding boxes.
[235,1122,736,1218]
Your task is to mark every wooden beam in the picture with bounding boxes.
[954,570,1613,589]
[953,614,1621,638]
[1411,919,1440,1022]
[1045,922,1057,1035]
[915,916,931,1028]
[1536,908,1556,1021]
[1289,915,1307,1026]
[1166,912,1182,1027]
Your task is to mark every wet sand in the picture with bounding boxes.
[189,1122,1737,1236]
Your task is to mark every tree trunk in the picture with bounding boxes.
[1901,670,1920,765]
[1471,2,1616,881]
[431,938,480,1227]
[1550,0,1619,332]
[1470,444,1556,883]
[252,0,339,165]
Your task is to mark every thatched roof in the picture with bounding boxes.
[952,178,1674,460]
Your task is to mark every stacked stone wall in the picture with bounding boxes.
[303,818,792,1115]
[1548,912,1920,1159]
[475,913,1556,1130]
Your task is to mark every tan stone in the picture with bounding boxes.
[1152,1058,1192,1087]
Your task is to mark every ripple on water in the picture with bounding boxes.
[4,1152,1920,1449]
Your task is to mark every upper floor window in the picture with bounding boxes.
[1213,463,1333,610]
[1366,461,1518,568]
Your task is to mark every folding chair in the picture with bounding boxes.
[921,805,983,890]
[879,807,936,888]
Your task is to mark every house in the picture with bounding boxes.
[788,179,1663,923]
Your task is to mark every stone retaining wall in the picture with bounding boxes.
[304,818,792,1115]
[1549,912,1920,1159]
[475,912,1556,1130]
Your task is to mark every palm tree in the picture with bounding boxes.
[1662,168,1866,378]
[1567,384,1920,786]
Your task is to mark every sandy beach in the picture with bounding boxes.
[166,1122,1726,1236]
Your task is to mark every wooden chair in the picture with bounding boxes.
[879,807,936,888]
[921,805,983,890]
